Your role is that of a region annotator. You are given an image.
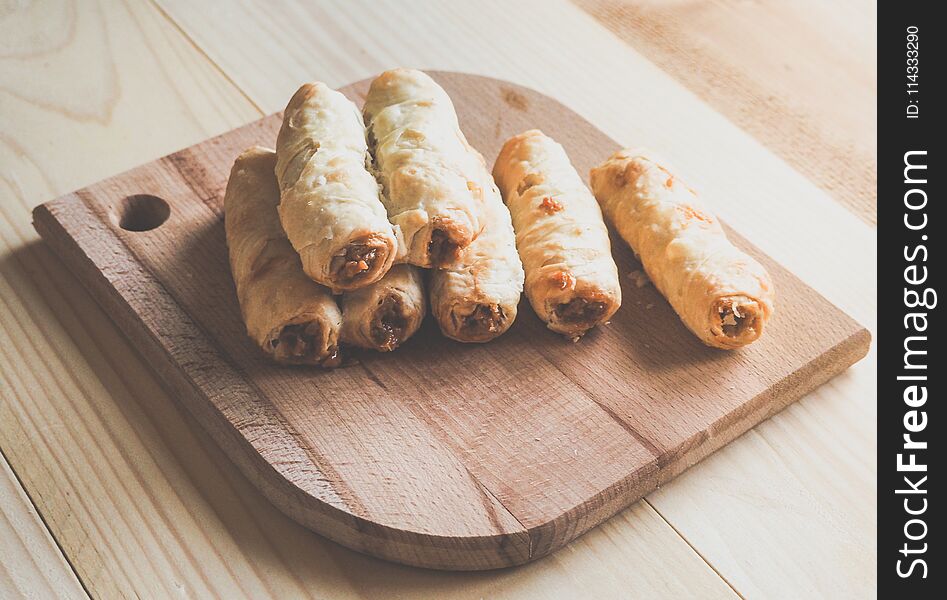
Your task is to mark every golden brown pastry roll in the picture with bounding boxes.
[340,264,426,352]
[493,130,621,340]
[429,176,524,343]
[590,149,775,349]
[363,68,487,268]
[225,147,342,366]
[276,82,398,292]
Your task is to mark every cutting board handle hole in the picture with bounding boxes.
[113,195,170,232]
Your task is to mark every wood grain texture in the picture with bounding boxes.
[1,0,877,595]
[0,456,88,599]
[0,0,274,596]
[572,0,877,224]
[650,348,878,598]
[0,0,261,195]
[151,0,877,591]
[1,1,738,595]
[154,0,876,331]
[1,238,739,598]
[34,72,869,570]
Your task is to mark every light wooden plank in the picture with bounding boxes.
[650,348,877,598]
[0,0,736,597]
[573,0,877,224]
[1,0,264,596]
[0,249,740,597]
[325,502,738,600]
[154,0,877,596]
[0,454,88,600]
[32,73,867,570]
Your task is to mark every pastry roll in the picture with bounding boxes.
[276,82,398,292]
[225,147,342,366]
[340,264,426,352]
[493,130,621,340]
[590,149,775,349]
[363,68,487,268]
[429,176,524,343]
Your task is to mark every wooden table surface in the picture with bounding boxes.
[0,1,876,598]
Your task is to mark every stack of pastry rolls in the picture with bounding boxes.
[225,69,525,365]
[364,69,524,343]
[226,81,426,365]
[224,69,773,366]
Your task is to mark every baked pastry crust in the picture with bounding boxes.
[429,174,524,343]
[363,69,488,268]
[493,130,621,340]
[340,264,426,352]
[276,82,398,292]
[225,147,342,365]
[590,149,775,349]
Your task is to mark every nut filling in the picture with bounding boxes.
[715,298,761,341]
[460,304,505,336]
[370,295,409,351]
[333,244,379,282]
[271,322,338,365]
[427,228,461,267]
[554,298,608,326]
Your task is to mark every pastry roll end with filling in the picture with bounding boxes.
[430,177,524,343]
[225,147,342,366]
[340,264,426,352]
[363,68,487,268]
[493,130,621,340]
[590,149,775,349]
[276,82,398,292]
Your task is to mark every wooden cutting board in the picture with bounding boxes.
[32,71,869,571]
